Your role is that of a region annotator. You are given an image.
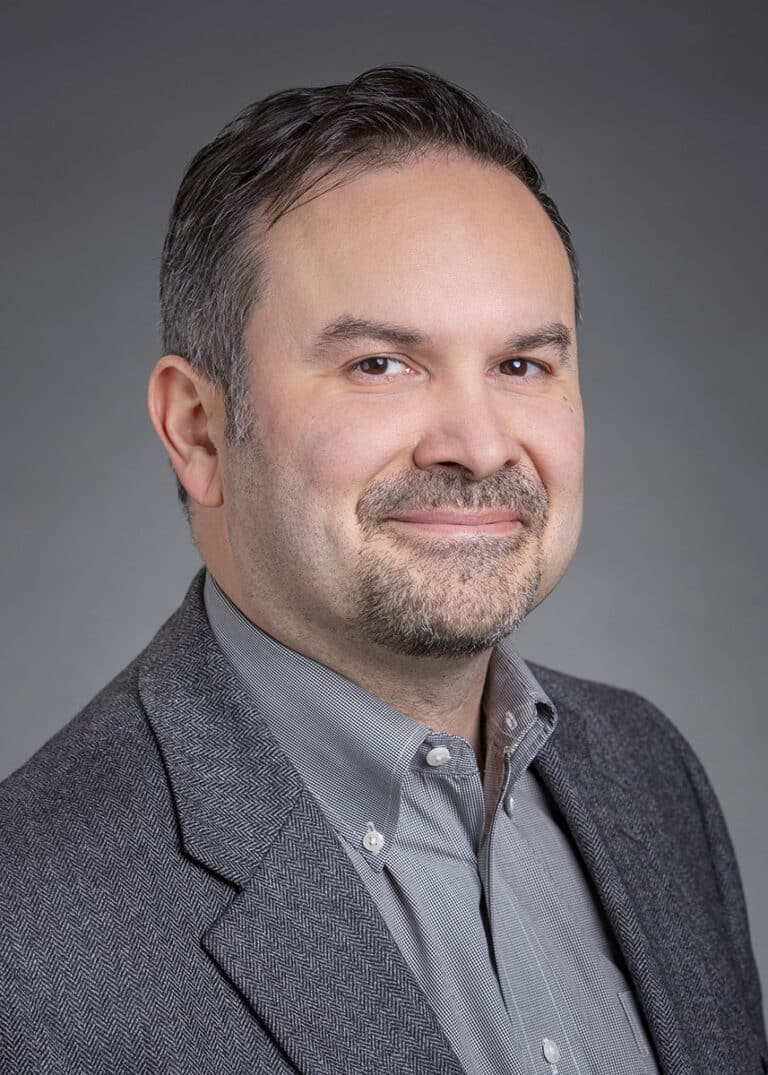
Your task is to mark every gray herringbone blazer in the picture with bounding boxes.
[1,568,766,1074]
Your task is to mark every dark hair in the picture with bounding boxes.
[159,64,580,522]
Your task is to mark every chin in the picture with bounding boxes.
[355,571,542,659]
[369,608,527,658]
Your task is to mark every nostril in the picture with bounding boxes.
[431,462,476,479]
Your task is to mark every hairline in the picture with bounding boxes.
[241,144,578,364]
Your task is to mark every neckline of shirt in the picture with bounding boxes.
[203,568,557,870]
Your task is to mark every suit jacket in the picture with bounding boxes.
[0,568,765,1075]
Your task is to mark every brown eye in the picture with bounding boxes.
[500,358,545,377]
[352,356,410,378]
[358,357,391,375]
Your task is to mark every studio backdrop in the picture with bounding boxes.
[1,0,766,1027]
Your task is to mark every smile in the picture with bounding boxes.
[385,511,523,537]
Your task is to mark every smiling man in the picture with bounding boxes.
[0,66,765,1075]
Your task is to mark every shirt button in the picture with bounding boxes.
[362,825,385,854]
[504,710,518,733]
[542,1038,561,1065]
[504,794,515,816]
[425,745,452,767]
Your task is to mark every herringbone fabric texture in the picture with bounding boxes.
[0,567,766,1074]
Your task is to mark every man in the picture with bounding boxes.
[0,64,764,1075]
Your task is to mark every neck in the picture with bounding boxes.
[208,563,493,771]
[320,641,493,770]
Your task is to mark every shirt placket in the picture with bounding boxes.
[480,743,585,1075]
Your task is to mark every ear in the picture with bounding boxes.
[147,355,224,508]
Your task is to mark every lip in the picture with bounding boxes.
[385,510,522,536]
[388,510,520,525]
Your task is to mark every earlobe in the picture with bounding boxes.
[147,355,224,509]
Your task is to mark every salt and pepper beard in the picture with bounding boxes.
[353,468,549,658]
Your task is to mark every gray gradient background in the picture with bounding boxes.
[2,0,766,1028]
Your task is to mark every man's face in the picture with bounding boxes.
[221,152,584,658]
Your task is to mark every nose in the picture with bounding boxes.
[411,381,522,481]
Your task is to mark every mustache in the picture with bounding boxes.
[356,468,549,531]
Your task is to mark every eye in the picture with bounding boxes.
[497,357,549,378]
[349,355,413,378]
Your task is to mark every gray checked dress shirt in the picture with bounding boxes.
[203,569,662,1075]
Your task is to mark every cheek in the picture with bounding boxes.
[288,404,411,494]
[521,402,584,589]
[522,397,585,505]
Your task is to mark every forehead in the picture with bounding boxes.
[256,152,574,333]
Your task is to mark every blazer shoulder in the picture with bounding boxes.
[524,658,687,747]
[0,650,168,879]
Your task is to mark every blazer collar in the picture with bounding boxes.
[137,567,466,1075]
[530,696,688,1075]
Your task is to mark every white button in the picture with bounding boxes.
[542,1038,561,1065]
[504,794,515,815]
[362,825,385,854]
[504,710,518,733]
[425,745,452,767]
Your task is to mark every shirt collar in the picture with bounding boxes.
[203,568,557,869]
[481,641,558,819]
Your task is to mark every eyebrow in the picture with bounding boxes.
[308,315,574,365]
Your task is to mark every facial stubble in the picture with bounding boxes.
[227,420,549,659]
[353,469,549,658]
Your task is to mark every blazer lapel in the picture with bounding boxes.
[531,677,755,1075]
[202,788,466,1075]
[138,569,464,1075]
[533,724,692,1075]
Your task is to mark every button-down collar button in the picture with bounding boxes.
[542,1038,561,1066]
[362,824,385,854]
[504,710,518,733]
[425,745,452,767]
[504,794,515,816]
